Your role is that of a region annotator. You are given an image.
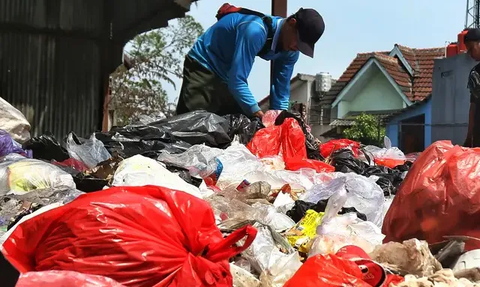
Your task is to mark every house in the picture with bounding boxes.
[258,73,336,139]
[385,52,477,152]
[321,44,445,142]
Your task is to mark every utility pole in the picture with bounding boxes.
[466,0,480,29]
[270,0,287,107]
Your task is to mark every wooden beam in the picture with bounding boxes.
[270,0,287,108]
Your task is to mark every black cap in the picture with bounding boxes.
[465,28,480,43]
[295,8,325,58]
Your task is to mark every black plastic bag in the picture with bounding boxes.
[274,111,323,160]
[149,110,232,148]
[287,199,367,223]
[164,164,202,187]
[223,114,264,144]
[23,134,70,162]
[0,253,19,287]
[330,149,368,174]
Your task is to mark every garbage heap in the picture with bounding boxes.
[0,107,479,287]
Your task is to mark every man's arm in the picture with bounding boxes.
[227,23,266,116]
[270,51,300,110]
[466,95,476,147]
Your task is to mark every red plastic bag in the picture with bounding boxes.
[285,158,335,173]
[2,186,257,287]
[383,141,480,250]
[248,118,334,172]
[16,271,125,287]
[53,158,89,172]
[284,254,371,287]
[320,139,360,158]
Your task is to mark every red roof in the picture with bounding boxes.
[322,45,445,106]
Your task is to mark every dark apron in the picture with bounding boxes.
[176,55,244,116]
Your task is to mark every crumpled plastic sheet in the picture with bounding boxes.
[222,114,264,145]
[0,187,83,240]
[157,144,224,177]
[111,155,202,198]
[243,224,300,275]
[15,270,125,287]
[0,154,76,196]
[301,173,385,226]
[66,133,111,169]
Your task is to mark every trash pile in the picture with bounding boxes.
[0,106,480,287]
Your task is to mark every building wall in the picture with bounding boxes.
[431,53,476,145]
[336,70,405,119]
[386,99,432,149]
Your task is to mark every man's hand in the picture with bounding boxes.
[253,110,264,118]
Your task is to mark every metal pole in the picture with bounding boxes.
[270,0,287,108]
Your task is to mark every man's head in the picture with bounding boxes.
[279,8,325,57]
[465,28,480,61]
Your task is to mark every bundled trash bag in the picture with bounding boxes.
[248,118,332,172]
[66,133,111,169]
[223,114,264,144]
[274,111,323,160]
[112,155,202,198]
[15,271,125,287]
[0,130,29,157]
[149,110,232,147]
[383,141,480,250]
[0,97,31,144]
[2,186,257,287]
[22,134,69,162]
[320,139,360,158]
[0,154,76,196]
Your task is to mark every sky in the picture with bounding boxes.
[159,0,465,103]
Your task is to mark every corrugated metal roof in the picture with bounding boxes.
[0,0,196,138]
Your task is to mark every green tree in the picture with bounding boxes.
[342,113,385,146]
[110,16,204,125]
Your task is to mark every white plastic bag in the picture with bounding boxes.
[308,188,385,257]
[259,252,302,287]
[0,97,31,143]
[301,173,386,226]
[112,155,202,198]
[0,155,76,195]
[66,133,111,169]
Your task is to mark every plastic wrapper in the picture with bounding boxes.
[0,155,76,196]
[223,114,264,144]
[0,130,29,157]
[2,186,257,287]
[320,139,360,158]
[284,253,372,287]
[0,97,30,144]
[22,134,69,162]
[383,141,480,250]
[66,133,111,169]
[302,173,385,226]
[285,209,324,253]
[112,155,202,198]
[16,271,124,287]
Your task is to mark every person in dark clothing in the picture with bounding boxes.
[176,4,325,118]
[465,28,480,147]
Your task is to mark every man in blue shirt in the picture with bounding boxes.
[176,5,325,118]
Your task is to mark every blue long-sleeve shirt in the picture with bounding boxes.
[188,13,300,115]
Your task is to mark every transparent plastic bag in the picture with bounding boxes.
[307,188,385,257]
[363,136,406,168]
[0,157,76,196]
[157,145,224,176]
[301,173,385,226]
[112,155,202,198]
[259,252,303,287]
[16,270,126,287]
[66,133,111,169]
